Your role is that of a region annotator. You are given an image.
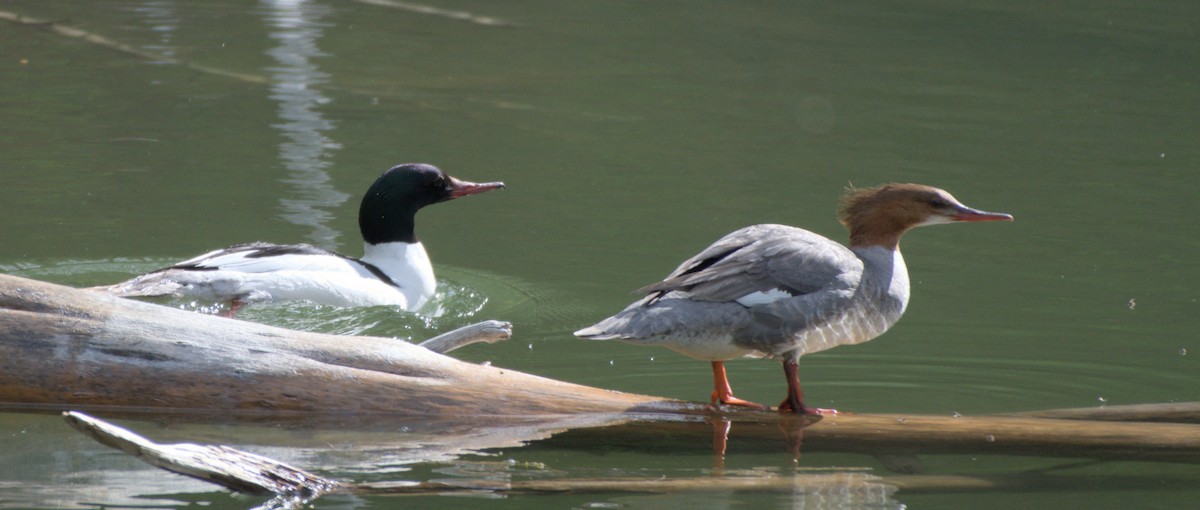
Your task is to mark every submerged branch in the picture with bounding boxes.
[0,8,602,122]
[347,0,514,26]
[417,320,512,353]
[0,10,268,84]
[62,411,340,496]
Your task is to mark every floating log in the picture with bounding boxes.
[0,273,690,415]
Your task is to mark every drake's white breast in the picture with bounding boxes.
[360,241,436,310]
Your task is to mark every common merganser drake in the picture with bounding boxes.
[94,163,504,311]
[575,184,1011,414]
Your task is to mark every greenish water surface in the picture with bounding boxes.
[1,1,1198,508]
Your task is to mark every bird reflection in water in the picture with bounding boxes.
[707,412,823,467]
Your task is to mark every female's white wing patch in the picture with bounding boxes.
[735,288,794,307]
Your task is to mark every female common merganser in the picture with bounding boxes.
[575,184,1011,414]
[95,163,504,310]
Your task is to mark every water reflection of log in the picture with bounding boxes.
[61,410,1200,503]
[564,410,1200,463]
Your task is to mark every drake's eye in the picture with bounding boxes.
[432,178,445,188]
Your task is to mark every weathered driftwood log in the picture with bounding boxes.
[0,273,688,415]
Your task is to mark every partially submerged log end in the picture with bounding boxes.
[417,319,512,354]
[62,411,342,496]
[1006,402,1200,424]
